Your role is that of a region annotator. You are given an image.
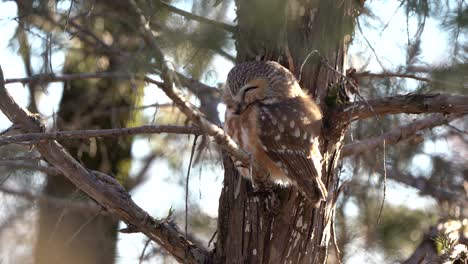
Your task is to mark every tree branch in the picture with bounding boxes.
[339,93,468,121]
[0,125,202,146]
[4,71,137,85]
[0,160,61,176]
[0,186,105,214]
[130,2,250,165]
[0,66,209,263]
[383,167,467,203]
[5,69,221,123]
[341,114,463,157]
[156,0,236,32]
[353,71,432,82]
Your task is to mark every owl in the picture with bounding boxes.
[223,61,327,207]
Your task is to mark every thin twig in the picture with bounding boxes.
[353,71,432,83]
[208,231,217,248]
[377,140,386,225]
[357,18,387,71]
[139,239,152,264]
[64,208,102,247]
[0,186,104,213]
[63,0,74,31]
[185,136,198,238]
[298,50,318,83]
[0,160,61,176]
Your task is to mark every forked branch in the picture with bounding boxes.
[342,114,464,157]
[0,66,209,264]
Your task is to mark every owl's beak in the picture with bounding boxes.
[234,102,247,115]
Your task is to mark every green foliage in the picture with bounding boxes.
[377,205,437,257]
[434,232,458,256]
[356,198,437,259]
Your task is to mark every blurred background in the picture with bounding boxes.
[0,0,466,263]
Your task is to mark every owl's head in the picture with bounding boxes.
[224,61,304,114]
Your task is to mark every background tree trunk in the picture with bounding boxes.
[214,0,362,263]
[33,3,139,262]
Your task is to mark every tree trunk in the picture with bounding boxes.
[214,0,361,263]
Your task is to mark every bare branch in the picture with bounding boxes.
[0,125,202,146]
[4,71,136,85]
[353,71,432,82]
[129,2,250,165]
[384,167,466,203]
[156,0,236,32]
[342,114,463,157]
[0,186,105,214]
[340,93,468,121]
[174,72,221,99]
[0,160,61,176]
[0,66,209,263]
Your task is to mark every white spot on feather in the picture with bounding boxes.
[278,123,285,132]
[294,127,300,137]
[274,134,281,141]
[290,120,295,128]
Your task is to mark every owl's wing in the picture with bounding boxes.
[257,99,327,206]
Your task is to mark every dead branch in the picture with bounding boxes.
[0,125,202,146]
[0,66,209,263]
[130,2,250,165]
[384,167,466,203]
[4,71,136,85]
[0,160,61,176]
[33,10,222,123]
[0,186,105,214]
[353,71,432,82]
[341,114,463,157]
[340,93,468,121]
[156,0,236,32]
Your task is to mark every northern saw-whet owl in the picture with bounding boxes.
[223,61,327,207]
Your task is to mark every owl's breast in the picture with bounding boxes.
[224,105,291,184]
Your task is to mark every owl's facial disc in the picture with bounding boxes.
[233,83,258,114]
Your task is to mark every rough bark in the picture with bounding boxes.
[214,0,361,263]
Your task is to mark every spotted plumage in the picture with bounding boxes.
[223,61,327,207]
